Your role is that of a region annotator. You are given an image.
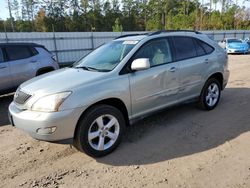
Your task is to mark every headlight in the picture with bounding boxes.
[31,91,72,112]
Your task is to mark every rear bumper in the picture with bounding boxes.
[223,70,230,90]
[8,102,83,141]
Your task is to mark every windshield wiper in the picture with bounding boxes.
[75,66,110,72]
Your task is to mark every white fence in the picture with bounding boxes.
[0,30,249,64]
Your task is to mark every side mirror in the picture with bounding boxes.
[131,58,150,71]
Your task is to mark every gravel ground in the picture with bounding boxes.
[1,54,250,188]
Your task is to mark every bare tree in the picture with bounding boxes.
[12,0,20,20]
[211,0,219,10]
[220,0,226,13]
[7,0,15,31]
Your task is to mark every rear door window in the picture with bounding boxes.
[5,46,32,61]
[198,40,214,54]
[172,36,197,61]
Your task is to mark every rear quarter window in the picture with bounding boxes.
[29,47,39,56]
[193,39,206,56]
[196,39,214,54]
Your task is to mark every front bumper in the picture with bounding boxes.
[8,102,83,141]
[227,48,248,54]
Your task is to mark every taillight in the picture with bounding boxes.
[51,55,57,62]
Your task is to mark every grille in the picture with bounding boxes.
[14,89,32,105]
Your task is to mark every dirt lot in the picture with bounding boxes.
[1,55,250,188]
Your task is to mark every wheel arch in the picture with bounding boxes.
[206,72,224,90]
[36,66,55,76]
[74,98,130,138]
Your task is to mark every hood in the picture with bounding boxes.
[227,42,248,49]
[20,68,108,95]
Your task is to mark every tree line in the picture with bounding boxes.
[2,0,250,32]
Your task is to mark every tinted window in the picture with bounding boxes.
[193,39,206,56]
[172,37,196,61]
[134,38,172,66]
[0,49,4,63]
[30,47,38,56]
[197,40,214,54]
[5,46,32,61]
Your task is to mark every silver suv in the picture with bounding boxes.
[9,31,229,157]
[0,43,59,94]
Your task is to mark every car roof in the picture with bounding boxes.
[0,43,44,47]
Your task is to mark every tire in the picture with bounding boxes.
[36,68,54,76]
[73,104,125,157]
[198,78,221,110]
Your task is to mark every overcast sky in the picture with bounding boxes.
[0,0,250,20]
[0,1,9,20]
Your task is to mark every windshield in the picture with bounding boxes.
[73,40,138,72]
[228,39,242,43]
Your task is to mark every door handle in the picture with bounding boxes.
[0,66,6,69]
[30,60,37,63]
[204,59,209,64]
[169,67,177,72]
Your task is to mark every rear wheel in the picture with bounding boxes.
[198,78,221,110]
[36,68,54,76]
[73,105,125,157]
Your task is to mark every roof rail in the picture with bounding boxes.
[149,30,202,36]
[0,42,43,47]
[115,33,148,39]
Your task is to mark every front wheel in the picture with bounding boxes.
[73,105,125,157]
[198,78,221,110]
